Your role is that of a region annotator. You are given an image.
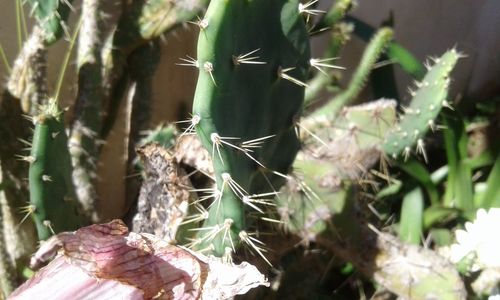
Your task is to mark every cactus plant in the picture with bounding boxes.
[191,0,311,257]
[28,100,84,240]
[310,27,394,117]
[383,49,460,160]
[26,0,74,44]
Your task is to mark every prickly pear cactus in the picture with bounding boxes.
[191,0,311,257]
[383,49,460,160]
[28,100,83,240]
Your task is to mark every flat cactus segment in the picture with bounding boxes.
[383,49,460,159]
[192,0,310,256]
[26,0,74,44]
[29,101,83,240]
[301,99,397,179]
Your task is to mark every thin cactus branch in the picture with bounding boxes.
[68,0,106,222]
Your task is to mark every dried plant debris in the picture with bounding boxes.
[132,144,192,242]
[174,135,214,177]
[10,220,269,300]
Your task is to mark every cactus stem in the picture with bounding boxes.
[278,67,308,87]
[239,230,271,266]
[298,0,325,17]
[232,49,266,65]
[309,57,345,75]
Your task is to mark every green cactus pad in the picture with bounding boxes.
[29,100,83,240]
[192,0,310,256]
[301,99,397,179]
[383,49,460,159]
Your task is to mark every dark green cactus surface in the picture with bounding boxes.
[29,101,83,240]
[26,0,74,44]
[192,0,311,256]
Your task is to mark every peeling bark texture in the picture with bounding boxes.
[0,91,37,280]
[6,27,48,115]
[132,143,192,242]
[11,220,269,300]
[174,135,214,178]
[69,0,106,222]
[124,41,162,215]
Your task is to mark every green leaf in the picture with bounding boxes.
[396,157,439,205]
[423,206,460,229]
[442,112,474,213]
[399,187,424,245]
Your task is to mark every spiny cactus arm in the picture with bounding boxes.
[25,0,74,45]
[346,16,426,80]
[29,101,84,241]
[383,49,460,160]
[191,0,310,257]
[304,25,351,107]
[68,0,105,222]
[101,0,209,140]
[313,0,353,33]
[309,27,393,118]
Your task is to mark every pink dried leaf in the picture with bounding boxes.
[10,220,268,300]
